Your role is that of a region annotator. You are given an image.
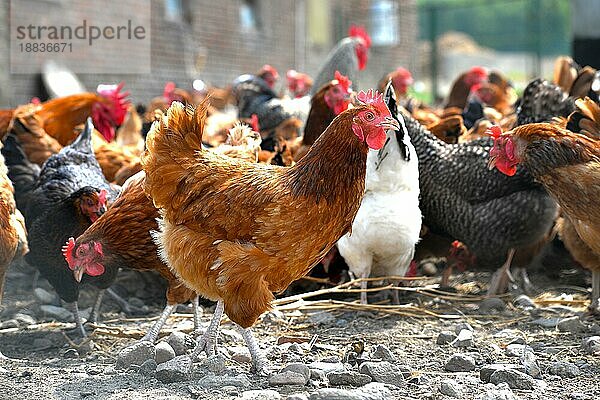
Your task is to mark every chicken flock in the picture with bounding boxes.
[0,26,599,373]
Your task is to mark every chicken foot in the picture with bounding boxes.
[141,303,177,343]
[192,296,202,333]
[237,324,269,375]
[512,267,536,295]
[487,249,516,295]
[191,300,224,360]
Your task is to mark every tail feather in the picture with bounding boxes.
[566,97,600,138]
[69,117,94,153]
[1,134,40,210]
[141,100,209,213]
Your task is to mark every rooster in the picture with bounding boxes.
[311,25,371,94]
[444,66,489,111]
[21,119,118,336]
[0,83,129,144]
[489,99,600,313]
[337,81,421,304]
[141,91,399,373]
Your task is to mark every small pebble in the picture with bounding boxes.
[454,322,474,334]
[286,394,309,400]
[281,363,311,384]
[478,298,506,313]
[241,389,282,400]
[489,368,535,390]
[557,317,588,333]
[156,355,192,383]
[505,344,531,357]
[439,378,463,398]
[155,341,176,364]
[269,370,307,386]
[115,341,156,370]
[480,364,523,383]
[358,361,409,387]
[452,329,473,348]
[581,336,600,354]
[197,374,251,388]
[478,382,518,400]
[39,305,73,322]
[167,331,193,356]
[445,353,475,372]
[13,313,36,326]
[437,331,457,345]
[548,361,580,378]
[33,288,59,305]
[326,371,372,387]
[513,295,536,309]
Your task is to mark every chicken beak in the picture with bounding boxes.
[377,116,401,131]
[73,265,85,283]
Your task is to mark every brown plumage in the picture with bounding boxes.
[69,172,196,306]
[0,141,28,306]
[141,98,391,329]
[570,66,597,100]
[566,97,600,138]
[553,56,578,93]
[426,115,467,144]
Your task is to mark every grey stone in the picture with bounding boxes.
[156,355,192,383]
[489,369,536,390]
[281,363,311,383]
[286,395,309,400]
[32,338,54,350]
[13,313,36,326]
[557,317,588,333]
[358,361,409,387]
[478,383,518,400]
[436,331,457,345]
[269,370,307,386]
[198,374,251,388]
[532,317,561,328]
[199,354,227,373]
[445,353,475,372]
[62,348,79,359]
[452,329,473,347]
[439,379,462,398]
[478,298,506,313]
[39,305,73,322]
[33,288,59,305]
[308,362,346,374]
[327,371,372,387]
[155,341,176,364]
[221,328,243,342]
[139,359,157,376]
[310,368,327,381]
[308,382,391,400]
[505,344,532,357]
[582,336,600,354]
[514,295,536,309]
[521,348,541,378]
[0,320,18,329]
[371,344,396,361]
[480,364,524,382]
[115,341,156,370]
[548,361,581,378]
[167,331,192,356]
[308,311,335,325]
[230,346,252,364]
[241,389,282,400]
[454,322,474,334]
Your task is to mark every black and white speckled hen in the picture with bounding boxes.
[516,78,575,126]
[403,106,558,293]
[23,118,118,336]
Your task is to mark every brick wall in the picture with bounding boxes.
[0,0,417,107]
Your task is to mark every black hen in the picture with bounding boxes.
[1,133,40,211]
[23,118,118,336]
[517,78,575,126]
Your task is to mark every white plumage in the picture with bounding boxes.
[337,119,421,304]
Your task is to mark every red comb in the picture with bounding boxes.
[357,89,389,116]
[260,64,279,80]
[470,66,488,77]
[250,114,259,132]
[94,242,103,257]
[98,189,107,205]
[62,237,76,269]
[97,82,130,125]
[451,240,462,249]
[486,125,503,139]
[348,25,371,48]
[334,71,352,93]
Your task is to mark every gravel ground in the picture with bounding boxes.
[1,260,599,400]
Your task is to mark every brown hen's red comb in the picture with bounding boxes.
[486,125,502,139]
[357,89,389,116]
[62,237,76,269]
[97,82,130,125]
[348,25,371,48]
[334,71,352,93]
[98,189,108,205]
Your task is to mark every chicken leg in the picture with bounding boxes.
[65,301,86,338]
[192,296,203,334]
[360,271,369,305]
[487,249,516,295]
[238,324,269,375]
[590,269,600,314]
[87,289,105,324]
[191,300,224,359]
[141,303,177,343]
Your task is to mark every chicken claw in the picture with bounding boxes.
[191,300,224,360]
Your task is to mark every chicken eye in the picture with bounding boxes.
[364,112,375,121]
